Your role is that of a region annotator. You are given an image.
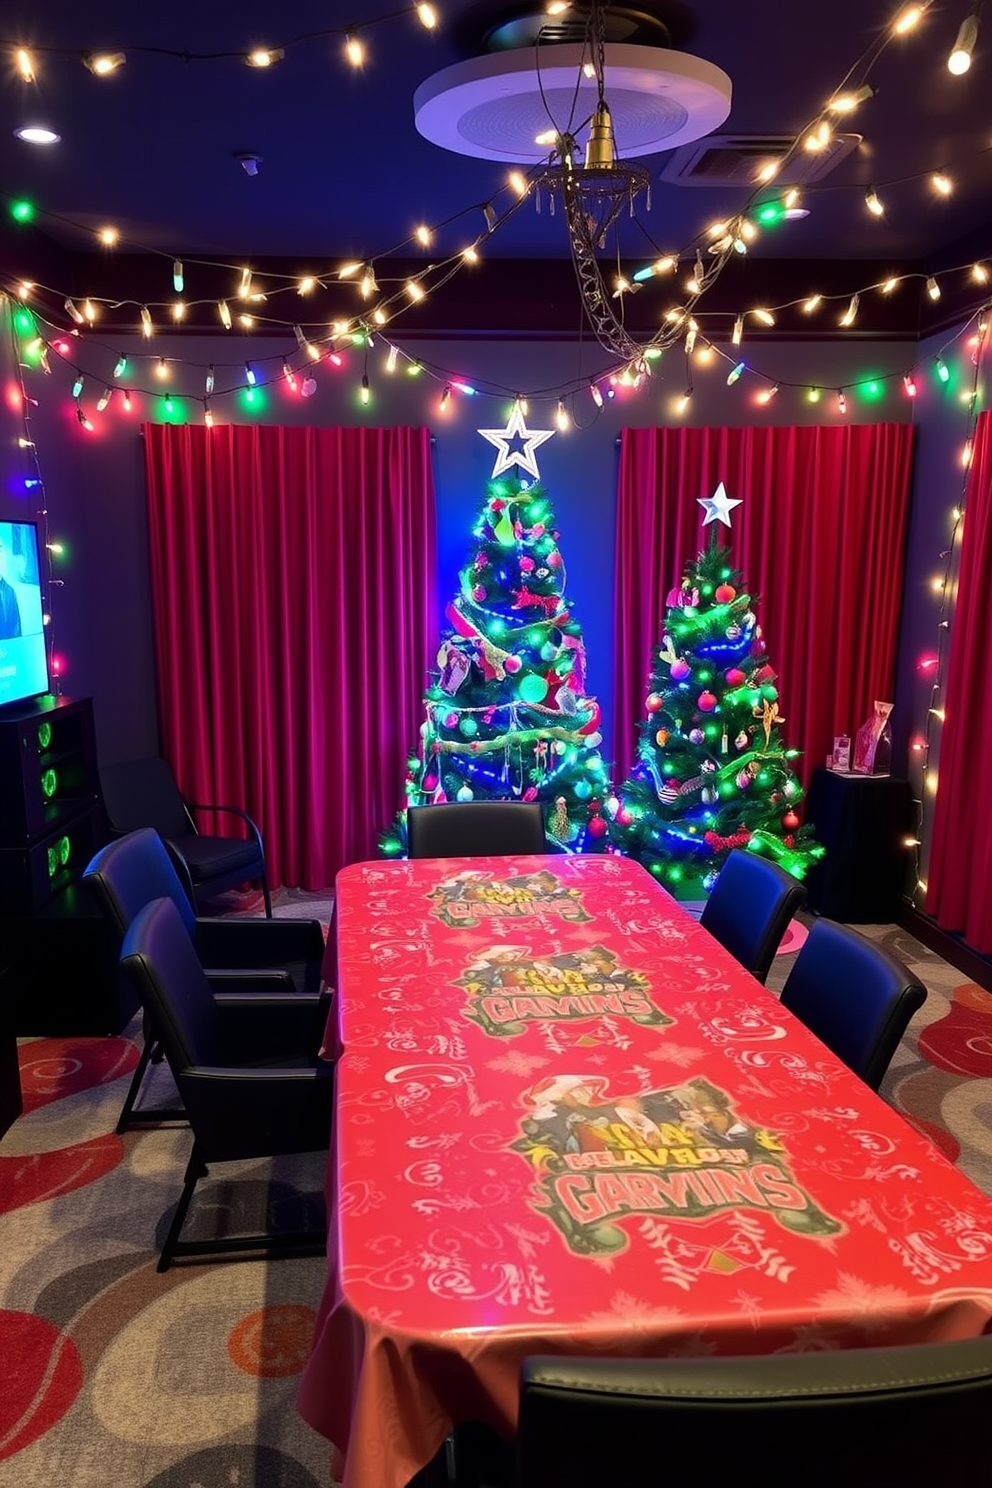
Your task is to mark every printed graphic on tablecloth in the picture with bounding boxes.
[457,944,671,1038]
[512,1074,842,1256]
[428,868,591,927]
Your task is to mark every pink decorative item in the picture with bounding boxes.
[852,702,894,774]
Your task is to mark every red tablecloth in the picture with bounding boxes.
[298,855,992,1488]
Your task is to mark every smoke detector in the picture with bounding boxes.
[414,6,731,164]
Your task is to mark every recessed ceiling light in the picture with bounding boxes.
[14,125,61,145]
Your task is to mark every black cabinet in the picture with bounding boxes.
[803,767,912,923]
[0,696,135,1035]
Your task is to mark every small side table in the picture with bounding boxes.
[803,767,912,923]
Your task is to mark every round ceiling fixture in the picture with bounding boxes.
[14,125,61,145]
[414,41,731,164]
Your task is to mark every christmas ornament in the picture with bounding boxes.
[689,729,704,745]
[701,759,716,772]
[437,641,472,695]
[587,815,608,838]
[547,551,562,569]
[478,405,555,479]
[658,636,678,666]
[725,668,746,687]
[604,795,620,818]
[519,556,535,573]
[697,690,717,712]
[459,716,478,737]
[715,583,737,603]
[782,810,800,831]
[697,481,743,528]
[504,654,522,674]
[518,673,548,704]
[457,785,474,802]
[701,786,719,804]
[548,796,571,840]
[472,584,486,602]
[726,623,742,640]
[646,692,663,713]
[735,730,749,749]
[655,728,669,746]
[617,808,634,826]
[783,779,800,800]
[753,698,785,747]
[736,767,754,789]
[671,658,691,683]
[577,698,602,735]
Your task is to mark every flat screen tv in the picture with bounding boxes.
[0,519,51,710]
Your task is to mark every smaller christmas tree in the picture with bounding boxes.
[607,485,822,893]
[382,411,612,855]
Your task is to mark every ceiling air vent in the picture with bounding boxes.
[660,133,861,186]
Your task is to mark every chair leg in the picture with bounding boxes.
[156,1142,327,1271]
[158,1143,207,1272]
[117,1014,186,1133]
[260,870,273,919]
[116,1033,153,1134]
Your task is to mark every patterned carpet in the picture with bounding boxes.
[3,890,992,1486]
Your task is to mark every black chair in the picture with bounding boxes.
[83,828,327,1132]
[779,917,927,1089]
[407,801,547,859]
[99,756,273,918]
[699,848,807,983]
[517,1340,992,1487]
[120,895,334,1270]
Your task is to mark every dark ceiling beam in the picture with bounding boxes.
[3,247,934,342]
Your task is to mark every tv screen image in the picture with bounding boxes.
[0,519,50,709]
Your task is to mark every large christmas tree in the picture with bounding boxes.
[382,412,612,855]
[607,483,822,892]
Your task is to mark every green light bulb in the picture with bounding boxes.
[11,200,35,223]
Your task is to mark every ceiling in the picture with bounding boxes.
[2,0,991,338]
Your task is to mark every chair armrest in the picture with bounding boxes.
[206,969,296,994]
[195,916,325,974]
[214,992,331,1060]
[179,1064,334,1160]
[186,801,264,849]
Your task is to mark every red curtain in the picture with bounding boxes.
[612,424,915,787]
[143,424,436,889]
[926,410,992,951]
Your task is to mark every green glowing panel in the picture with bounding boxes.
[41,767,58,798]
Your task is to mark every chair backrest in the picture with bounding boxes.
[407,800,547,859]
[100,757,193,839]
[699,849,807,983]
[779,917,927,1089]
[517,1340,992,1487]
[83,827,197,945]
[120,896,225,1073]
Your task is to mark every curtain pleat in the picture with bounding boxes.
[925,409,992,950]
[142,424,436,889]
[611,424,915,788]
